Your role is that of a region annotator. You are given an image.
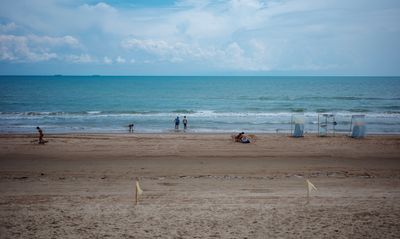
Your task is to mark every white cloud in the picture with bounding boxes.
[121,38,206,60]
[0,22,17,33]
[0,0,399,74]
[79,2,117,13]
[0,34,59,62]
[0,34,81,62]
[174,0,212,8]
[115,56,126,63]
[28,35,80,48]
[65,54,95,63]
[121,39,176,56]
[121,37,270,70]
[103,56,112,64]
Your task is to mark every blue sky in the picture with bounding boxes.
[0,0,399,75]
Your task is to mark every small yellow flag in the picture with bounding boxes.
[136,181,143,195]
[306,179,317,193]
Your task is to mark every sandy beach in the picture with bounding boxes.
[0,133,399,238]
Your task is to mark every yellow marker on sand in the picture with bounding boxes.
[306,179,317,204]
[135,179,143,205]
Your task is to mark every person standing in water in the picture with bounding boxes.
[183,116,188,131]
[128,123,134,133]
[174,116,180,130]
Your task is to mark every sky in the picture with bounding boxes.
[0,0,399,76]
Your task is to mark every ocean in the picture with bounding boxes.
[0,76,399,134]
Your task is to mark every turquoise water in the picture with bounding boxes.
[0,76,399,134]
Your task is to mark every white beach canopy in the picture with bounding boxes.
[318,114,336,137]
[291,114,305,137]
[350,115,366,138]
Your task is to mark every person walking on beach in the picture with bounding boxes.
[174,116,180,130]
[183,116,188,131]
[36,126,45,144]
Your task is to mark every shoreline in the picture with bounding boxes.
[1,131,400,137]
[0,132,400,140]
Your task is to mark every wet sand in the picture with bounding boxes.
[0,133,399,238]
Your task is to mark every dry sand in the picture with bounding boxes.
[0,133,399,238]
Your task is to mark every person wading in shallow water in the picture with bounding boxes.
[183,116,188,131]
[174,116,180,130]
[128,123,134,133]
[36,126,45,144]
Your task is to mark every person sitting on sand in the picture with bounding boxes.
[234,132,243,142]
[235,132,250,144]
[36,126,45,144]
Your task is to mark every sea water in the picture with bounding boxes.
[0,76,399,134]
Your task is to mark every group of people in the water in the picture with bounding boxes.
[174,116,188,131]
[126,115,189,133]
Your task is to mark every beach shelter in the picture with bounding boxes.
[291,115,305,137]
[349,115,366,138]
[318,114,337,137]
